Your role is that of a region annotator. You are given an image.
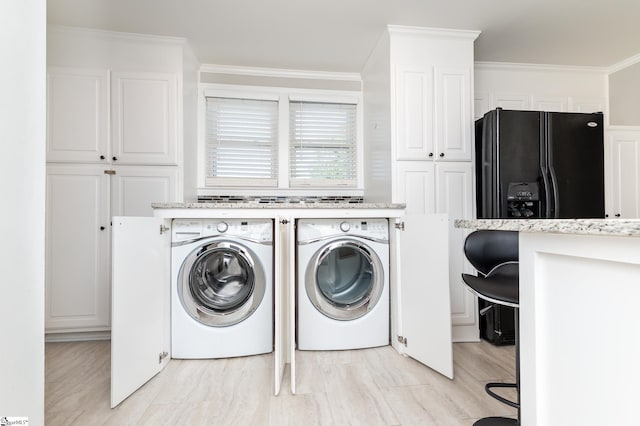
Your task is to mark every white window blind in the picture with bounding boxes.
[205,97,278,186]
[289,101,357,187]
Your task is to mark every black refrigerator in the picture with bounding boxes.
[474,108,605,344]
[476,108,605,220]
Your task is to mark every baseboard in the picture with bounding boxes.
[45,330,111,342]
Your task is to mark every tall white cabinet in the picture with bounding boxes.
[363,26,480,342]
[606,127,640,219]
[45,28,197,337]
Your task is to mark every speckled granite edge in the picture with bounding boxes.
[454,219,640,237]
[152,202,406,210]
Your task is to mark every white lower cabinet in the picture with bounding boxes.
[45,165,111,332]
[110,210,453,407]
[111,166,179,217]
[395,161,478,341]
[45,164,179,334]
[607,129,640,218]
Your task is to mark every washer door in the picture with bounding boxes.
[305,239,384,320]
[179,241,265,327]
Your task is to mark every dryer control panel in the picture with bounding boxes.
[297,218,389,243]
[172,219,273,243]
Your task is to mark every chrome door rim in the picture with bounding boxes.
[305,239,384,321]
[179,241,266,327]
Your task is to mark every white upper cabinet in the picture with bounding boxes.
[435,67,472,161]
[390,29,476,163]
[47,68,179,166]
[111,72,178,165]
[395,66,434,160]
[47,67,109,163]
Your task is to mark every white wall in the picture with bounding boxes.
[0,0,46,423]
[47,26,185,73]
[362,31,392,202]
[609,59,640,126]
[474,62,608,119]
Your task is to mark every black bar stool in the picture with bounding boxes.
[461,230,520,426]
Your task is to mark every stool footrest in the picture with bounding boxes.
[485,382,520,409]
[473,417,518,426]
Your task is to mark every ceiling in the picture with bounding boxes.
[47,0,640,73]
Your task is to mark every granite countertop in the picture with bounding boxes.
[152,202,406,210]
[454,218,640,237]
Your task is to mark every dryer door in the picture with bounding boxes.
[179,241,266,327]
[306,239,384,321]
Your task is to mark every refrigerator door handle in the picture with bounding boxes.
[540,167,552,218]
[548,167,560,218]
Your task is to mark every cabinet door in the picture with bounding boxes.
[45,164,110,332]
[610,131,640,218]
[394,66,434,160]
[111,217,171,408]
[435,163,478,342]
[274,216,292,395]
[394,161,435,214]
[111,166,179,217]
[47,67,109,163]
[435,67,472,161]
[111,72,178,165]
[397,214,453,379]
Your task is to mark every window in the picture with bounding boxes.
[205,97,278,187]
[202,86,362,190]
[289,101,357,187]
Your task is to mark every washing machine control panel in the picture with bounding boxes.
[297,218,388,242]
[172,219,273,243]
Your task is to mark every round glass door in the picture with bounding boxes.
[306,240,383,320]
[179,241,265,327]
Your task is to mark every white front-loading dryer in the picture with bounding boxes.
[296,218,389,350]
[171,219,273,359]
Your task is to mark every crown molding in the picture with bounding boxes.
[387,25,480,41]
[475,61,608,74]
[608,52,640,74]
[47,25,187,46]
[199,64,362,82]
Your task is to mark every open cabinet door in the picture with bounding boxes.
[288,217,296,394]
[398,214,453,379]
[273,217,288,395]
[111,216,171,408]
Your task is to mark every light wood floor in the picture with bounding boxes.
[45,341,517,425]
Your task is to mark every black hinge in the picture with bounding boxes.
[394,222,405,231]
[397,335,407,346]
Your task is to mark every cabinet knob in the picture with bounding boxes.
[100,155,106,160]
[428,152,434,158]
[100,226,106,231]
[605,214,609,218]
[615,213,621,217]
[439,153,445,158]
[112,156,118,161]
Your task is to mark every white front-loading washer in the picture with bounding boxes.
[171,218,273,359]
[296,218,389,350]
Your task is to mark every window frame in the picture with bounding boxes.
[198,84,364,192]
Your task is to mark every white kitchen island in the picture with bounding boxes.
[455,219,640,426]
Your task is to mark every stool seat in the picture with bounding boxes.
[461,262,519,307]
